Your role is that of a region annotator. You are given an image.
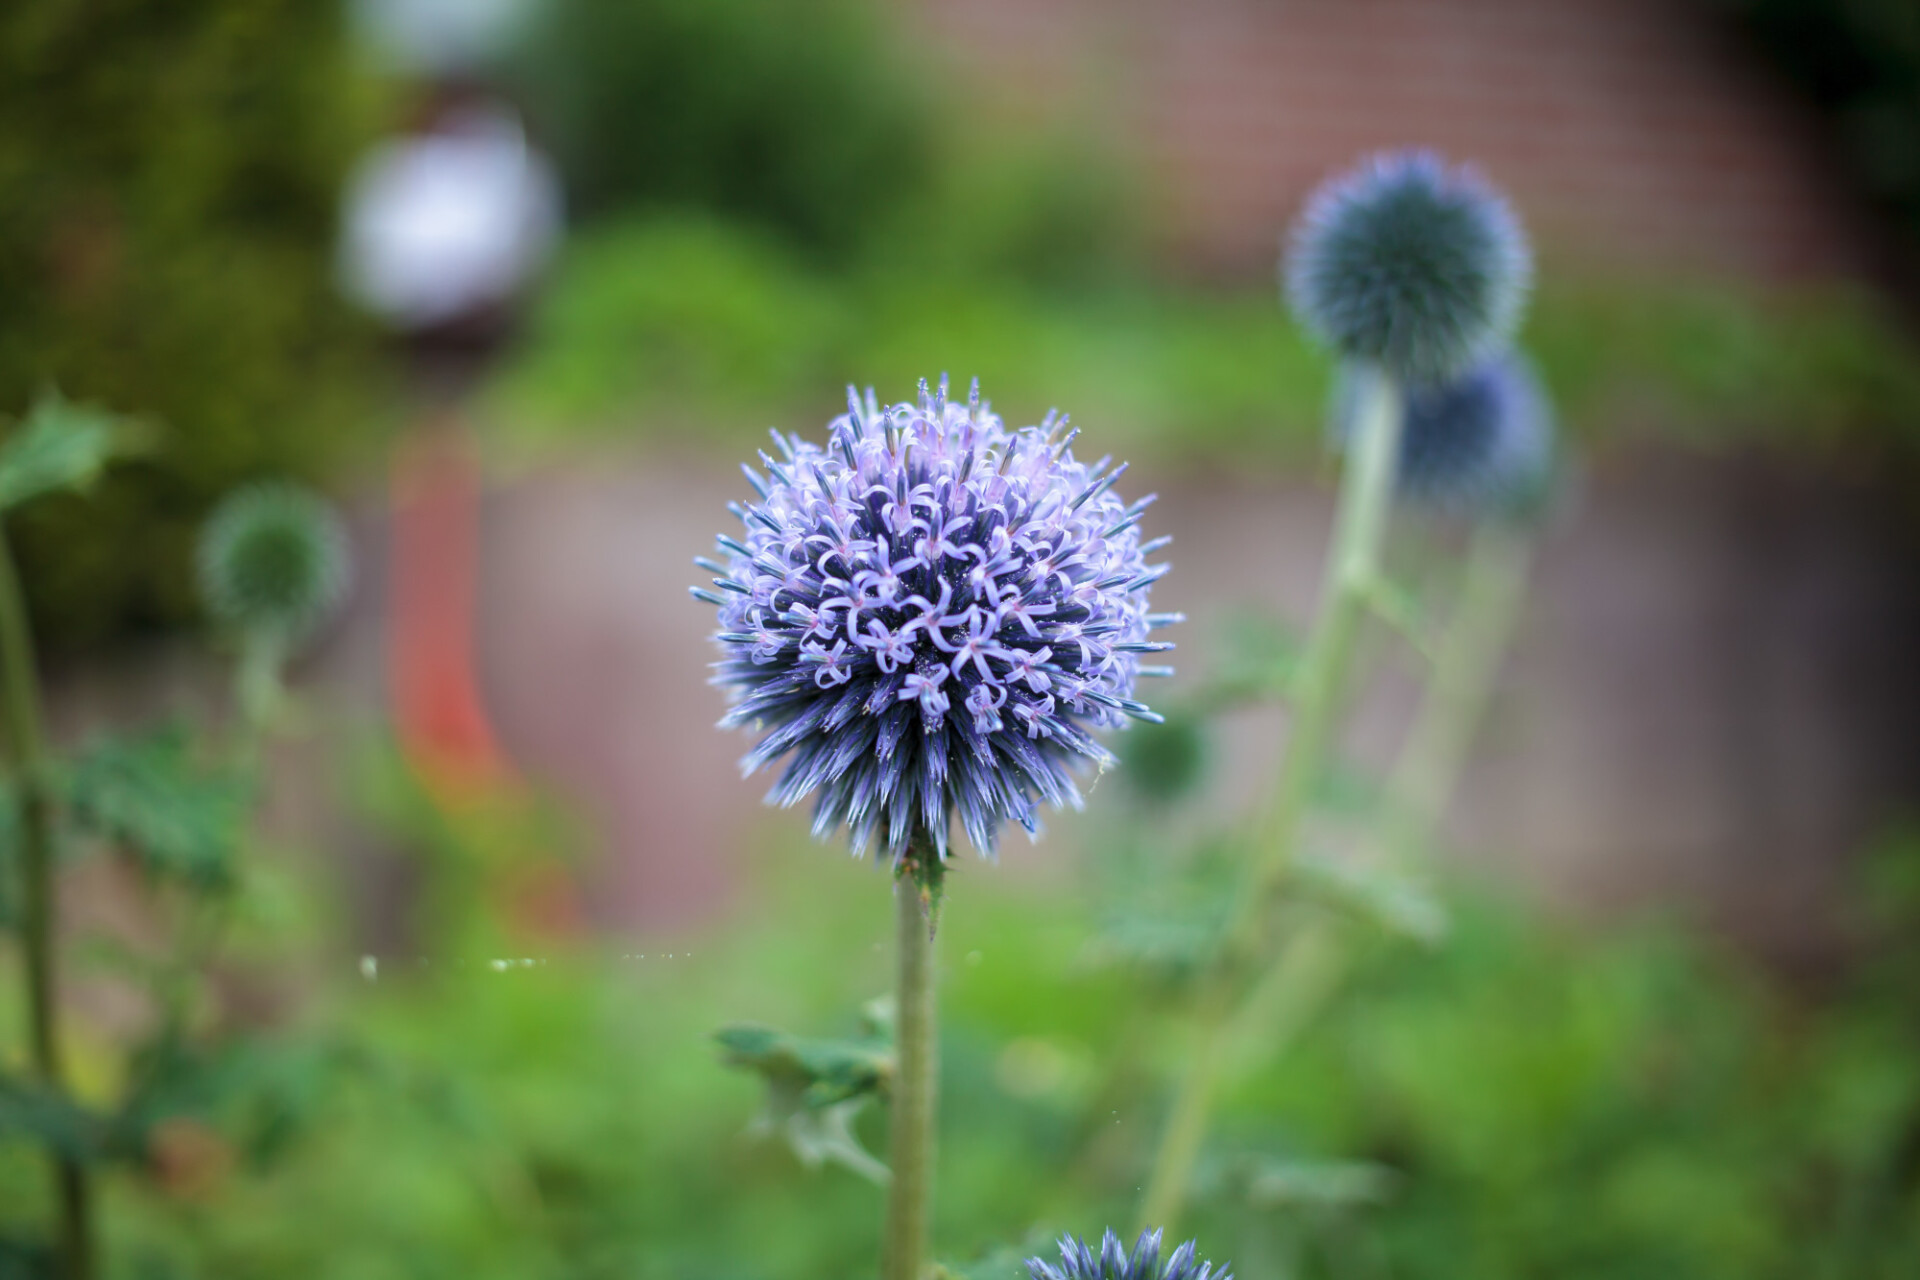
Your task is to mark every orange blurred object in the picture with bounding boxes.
[388,415,512,801]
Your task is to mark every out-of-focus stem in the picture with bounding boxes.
[1245,366,1403,906]
[881,852,939,1280]
[1379,520,1532,866]
[1134,972,1231,1234]
[1136,368,1402,1235]
[234,629,285,747]
[0,527,94,1280]
[1223,917,1349,1076]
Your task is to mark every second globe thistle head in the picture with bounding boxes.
[1286,149,1531,385]
[696,377,1175,866]
[196,482,351,646]
[1333,350,1555,515]
[1027,1229,1230,1280]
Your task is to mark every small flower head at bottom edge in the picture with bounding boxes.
[1026,1228,1231,1280]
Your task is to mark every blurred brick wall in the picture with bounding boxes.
[901,0,1879,282]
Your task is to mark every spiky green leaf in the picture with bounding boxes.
[0,1072,103,1163]
[66,726,252,890]
[0,391,143,513]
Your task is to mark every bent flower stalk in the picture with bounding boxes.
[695,376,1175,865]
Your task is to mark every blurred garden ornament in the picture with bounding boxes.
[339,100,559,336]
[350,0,536,80]
[340,91,560,802]
[696,377,1173,1280]
[388,420,511,797]
[1138,150,1548,1234]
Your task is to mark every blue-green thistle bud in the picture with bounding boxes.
[196,483,350,646]
[1397,353,1553,513]
[1286,150,1531,385]
[1027,1229,1229,1280]
[1333,351,1555,514]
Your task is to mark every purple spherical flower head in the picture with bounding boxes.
[1333,350,1555,512]
[694,377,1176,864]
[1286,150,1531,385]
[1027,1229,1231,1280]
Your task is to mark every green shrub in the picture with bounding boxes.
[506,0,932,259]
[491,214,1920,466]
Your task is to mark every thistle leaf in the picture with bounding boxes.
[66,726,252,890]
[0,1234,58,1279]
[1292,850,1448,944]
[1084,839,1240,982]
[0,1072,103,1163]
[714,1002,894,1182]
[1201,1152,1398,1210]
[0,391,145,514]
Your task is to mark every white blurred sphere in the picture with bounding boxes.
[338,104,561,331]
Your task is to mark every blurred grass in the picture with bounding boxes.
[486,214,1920,471]
[6,821,1917,1278]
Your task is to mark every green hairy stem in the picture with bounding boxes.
[882,846,940,1280]
[0,529,95,1280]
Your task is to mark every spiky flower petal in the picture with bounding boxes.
[1286,150,1531,385]
[197,483,351,644]
[1333,350,1554,512]
[1027,1229,1230,1280]
[696,378,1174,863]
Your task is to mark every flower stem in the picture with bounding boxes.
[1379,520,1532,866]
[0,527,95,1280]
[1136,366,1402,1235]
[882,847,940,1280]
[1135,979,1229,1232]
[1247,366,1403,898]
[235,629,286,743]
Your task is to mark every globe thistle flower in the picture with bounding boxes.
[1286,150,1531,385]
[1027,1229,1230,1280]
[694,377,1174,864]
[197,483,351,646]
[1332,351,1554,512]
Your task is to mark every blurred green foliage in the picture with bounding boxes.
[0,0,379,648]
[506,0,932,259]
[4,810,1916,1278]
[489,213,1920,468]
